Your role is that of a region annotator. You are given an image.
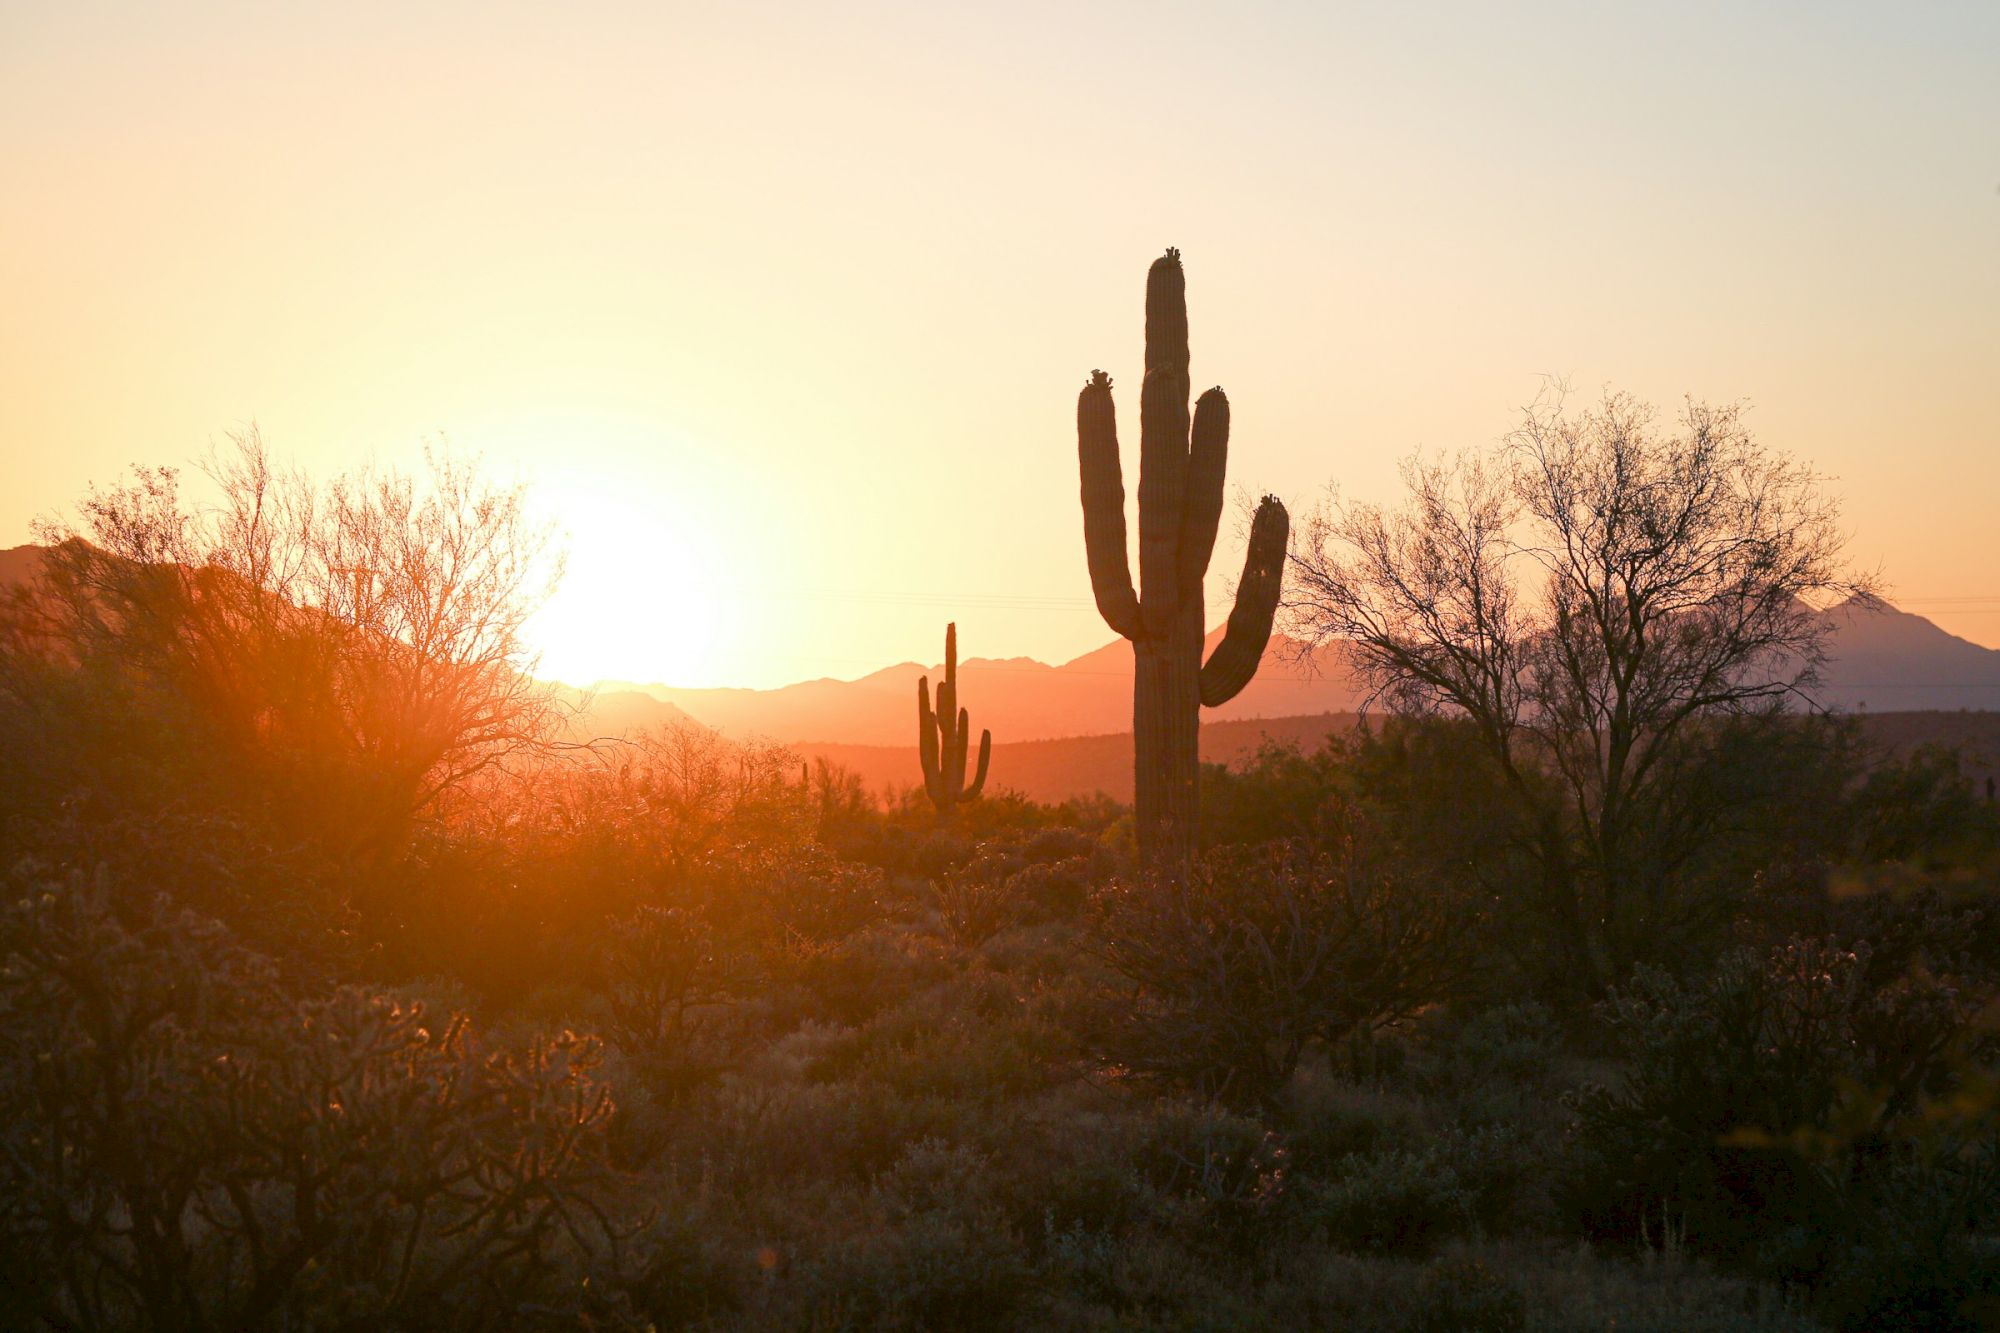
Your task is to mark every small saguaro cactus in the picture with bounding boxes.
[1078,248,1289,863]
[917,622,991,821]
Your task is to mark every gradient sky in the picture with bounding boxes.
[3,1,1996,688]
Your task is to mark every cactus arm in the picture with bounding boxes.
[1199,495,1290,707]
[965,729,991,799]
[917,676,942,801]
[1180,386,1230,594]
[1078,372,1141,639]
[1137,249,1191,635]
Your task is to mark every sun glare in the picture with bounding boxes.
[521,485,738,688]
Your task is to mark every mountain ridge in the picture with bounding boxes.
[583,598,2000,746]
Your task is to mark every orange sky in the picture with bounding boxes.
[3,2,1996,688]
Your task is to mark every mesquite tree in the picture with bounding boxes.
[1284,389,1873,986]
[1077,249,1289,862]
[917,622,990,822]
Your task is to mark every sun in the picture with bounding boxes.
[520,484,740,688]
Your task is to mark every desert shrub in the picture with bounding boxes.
[618,1204,748,1331]
[0,802,365,978]
[1199,740,1348,849]
[666,1057,878,1190]
[1409,1253,1528,1331]
[1258,1247,1526,1333]
[1088,835,1472,1106]
[758,1139,1031,1331]
[1848,742,1995,865]
[767,921,955,1028]
[1515,1242,1824,1333]
[804,972,1063,1106]
[1565,935,1998,1325]
[1279,1065,1432,1173]
[1128,1099,1293,1247]
[1399,1003,1572,1229]
[929,855,1030,947]
[1825,881,1996,990]
[715,842,891,947]
[1004,852,1108,919]
[1438,1121,1562,1234]
[783,1211,1031,1332]
[1417,1001,1567,1099]
[1305,1147,1474,1256]
[0,868,625,1331]
[595,902,758,1102]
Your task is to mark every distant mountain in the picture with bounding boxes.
[550,686,701,741]
[1811,597,2000,713]
[597,627,1367,746]
[0,546,46,588]
[596,600,2000,746]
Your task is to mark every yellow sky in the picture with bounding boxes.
[3,1,1996,688]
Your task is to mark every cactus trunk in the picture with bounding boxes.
[1077,250,1289,864]
[1132,598,1206,857]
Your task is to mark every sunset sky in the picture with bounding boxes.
[3,1,1995,689]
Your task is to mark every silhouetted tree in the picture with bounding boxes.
[5,431,561,856]
[1285,389,1872,987]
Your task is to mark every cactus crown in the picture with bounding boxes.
[1089,369,1112,389]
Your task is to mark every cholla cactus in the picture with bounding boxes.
[917,622,991,821]
[1077,248,1289,862]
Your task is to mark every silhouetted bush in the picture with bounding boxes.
[1564,935,1999,1327]
[1088,834,1475,1106]
[1305,1147,1474,1256]
[1129,1098,1295,1246]
[595,902,758,1103]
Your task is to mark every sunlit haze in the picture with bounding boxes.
[4,1,1996,688]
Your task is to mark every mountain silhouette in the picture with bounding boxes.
[590,601,2000,746]
[592,627,1365,746]
[1812,595,2000,712]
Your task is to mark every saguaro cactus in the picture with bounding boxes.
[1078,248,1289,862]
[917,622,991,821]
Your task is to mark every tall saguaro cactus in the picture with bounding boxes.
[1078,249,1289,862]
[917,622,991,822]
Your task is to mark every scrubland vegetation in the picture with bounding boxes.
[1,435,1996,1331]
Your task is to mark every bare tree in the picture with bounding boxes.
[1285,389,1873,985]
[16,430,562,852]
